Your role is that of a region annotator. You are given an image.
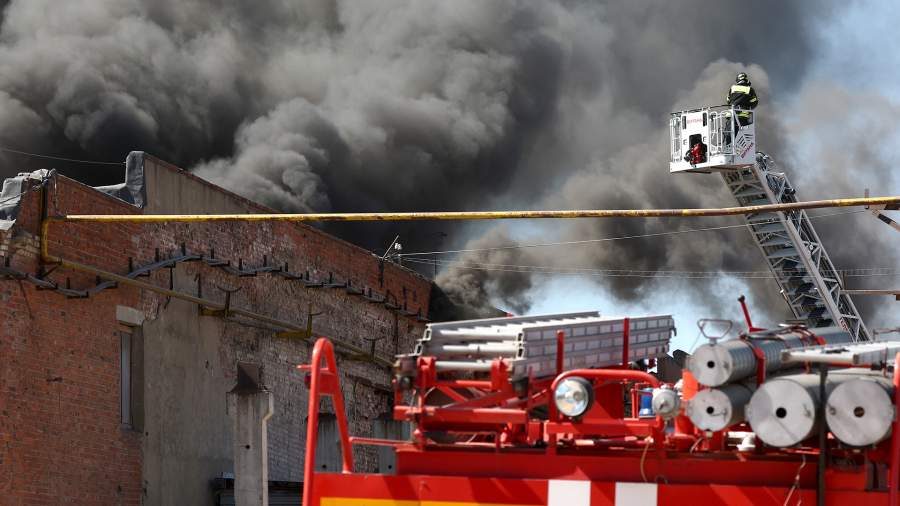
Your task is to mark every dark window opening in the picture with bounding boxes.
[119,328,144,430]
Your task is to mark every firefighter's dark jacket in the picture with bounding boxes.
[726,84,758,112]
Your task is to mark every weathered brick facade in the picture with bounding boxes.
[0,154,432,505]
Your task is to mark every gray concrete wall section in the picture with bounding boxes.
[141,273,234,506]
[232,390,274,506]
[134,157,427,505]
[142,156,258,215]
[140,266,405,504]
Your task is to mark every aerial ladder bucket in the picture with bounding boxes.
[669,106,869,341]
[670,105,756,173]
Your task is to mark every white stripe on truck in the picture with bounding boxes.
[615,482,658,506]
[547,479,590,506]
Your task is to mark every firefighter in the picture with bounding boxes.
[726,72,758,128]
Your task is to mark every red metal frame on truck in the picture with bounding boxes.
[299,334,900,505]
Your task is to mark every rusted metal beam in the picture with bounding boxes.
[843,289,900,301]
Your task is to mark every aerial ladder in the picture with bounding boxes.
[669,105,870,341]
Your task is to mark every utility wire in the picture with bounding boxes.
[407,255,898,276]
[0,146,123,165]
[414,263,900,280]
[0,188,31,207]
[404,257,900,279]
[399,209,866,257]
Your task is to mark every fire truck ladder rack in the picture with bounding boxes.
[413,312,674,378]
[722,153,870,341]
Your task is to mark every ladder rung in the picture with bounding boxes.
[808,308,827,319]
[799,307,827,319]
[791,282,814,293]
[747,212,778,223]
[760,237,792,247]
[767,247,798,259]
[732,188,766,198]
[751,222,785,234]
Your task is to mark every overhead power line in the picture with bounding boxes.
[399,209,866,257]
[403,257,900,280]
[0,146,124,165]
[0,187,33,207]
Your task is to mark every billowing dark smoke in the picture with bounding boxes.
[0,1,894,325]
[780,85,900,328]
[437,61,798,320]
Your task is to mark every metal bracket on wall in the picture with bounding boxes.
[364,287,384,304]
[345,279,363,296]
[200,285,242,317]
[363,334,387,358]
[275,302,323,340]
[324,272,345,289]
[3,253,395,367]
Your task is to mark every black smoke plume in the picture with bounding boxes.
[0,1,894,326]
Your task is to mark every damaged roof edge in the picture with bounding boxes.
[0,150,144,230]
[0,168,54,230]
[94,151,146,207]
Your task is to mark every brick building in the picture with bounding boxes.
[0,153,434,505]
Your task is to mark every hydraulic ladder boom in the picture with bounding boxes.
[723,153,869,341]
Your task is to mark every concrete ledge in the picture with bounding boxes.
[116,305,145,327]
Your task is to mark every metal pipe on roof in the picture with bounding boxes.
[425,329,524,342]
[46,195,900,223]
[435,361,495,372]
[438,344,521,354]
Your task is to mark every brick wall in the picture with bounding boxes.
[0,157,433,505]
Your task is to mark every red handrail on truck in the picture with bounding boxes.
[298,338,354,506]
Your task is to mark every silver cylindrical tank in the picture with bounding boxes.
[826,375,895,447]
[746,369,865,447]
[688,327,851,387]
[746,373,824,447]
[651,386,681,419]
[686,382,754,432]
